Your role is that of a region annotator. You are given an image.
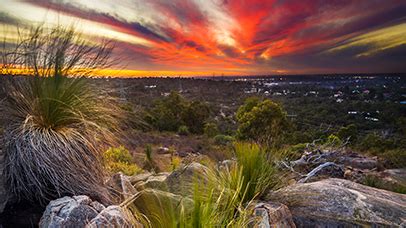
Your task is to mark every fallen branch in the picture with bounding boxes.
[298,162,340,183]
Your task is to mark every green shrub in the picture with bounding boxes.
[363,175,406,194]
[143,144,159,173]
[104,146,133,163]
[204,122,219,138]
[126,165,253,227]
[236,98,290,147]
[177,125,190,136]
[214,134,234,145]
[103,146,141,176]
[1,25,119,204]
[381,149,406,168]
[146,91,210,134]
[326,134,343,146]
[231,142,279,203]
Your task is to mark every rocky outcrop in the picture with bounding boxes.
[268,178,406,227]
[133,162,210,197]
[39,195,134,228]
[252,202,296,228]
[134,172,169,191]
[106,172,138,202]
[39,196,100,228]
[165,162,210,196]
[0,149,7,214]
[87,206,141,228]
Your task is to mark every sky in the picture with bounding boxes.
[0,0,405,77]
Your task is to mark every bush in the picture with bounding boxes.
[127,164,253,227]
[103,146,141,176]
[236,98,290,147]
[146,91,210,134]
[230,143,279,203]
[177,125,190,136]
[326,134,343,146]
[143,144,159,173]
[0,25,118,204]
[203,122,219,138]
[213,134,234,145]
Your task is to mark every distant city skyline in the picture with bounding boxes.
[0,0,405,77]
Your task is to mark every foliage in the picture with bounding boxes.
[0,25,119,204]
[127,166,254,227]
[148,91,186,132]
[236,98,290,147]
[182,101,210,134]
[203,122,219,138]
[214,134,235,145]
[126,142,285,227]
[363,175,406,194]
[381,149,406,169]
[104,146,141,176]
[177,125,190,136]
[143,144,159,173]
[170,155,182,171]
[325,134,343,146]
[337,124,357,142]
[230,143,280,203]
[146,91,210,134]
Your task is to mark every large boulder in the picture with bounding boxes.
[39,196,100,228]
[133,163,211,197]
[0,149,7,214]
[87,206,141,228]
[134,172,170,191]
[252,202,296,228]
[165,162,210,196]
[106,172,138,202]
[39,195,135,228]
[267,178,406,227]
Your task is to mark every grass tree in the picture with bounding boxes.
[0,25,121,204]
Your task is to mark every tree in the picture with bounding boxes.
[149,91,186,131]
[182,100,210,134]
[236,98,290,146]
[147,91,210,134]
[0,25,119,204]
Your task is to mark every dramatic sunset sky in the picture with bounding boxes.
[0,0,405,76]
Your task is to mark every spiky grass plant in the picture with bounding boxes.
[125,163,255,227]
[231,142,280,203]
[0,25,120,204]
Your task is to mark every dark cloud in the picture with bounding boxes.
[6,0,405,74]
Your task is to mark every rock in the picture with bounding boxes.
[134,163,211,196]
[39,195,99,228]
[252,202,296,228]
[134,172,170,191]
[40,195,137,228]
[106,172,138,202]
[0,149,7,213]
[87,206,140,228]
[129,172,153,185]
[128,189,193,226]
[338,152,378,170]
[165,162,210,196]
[267,178,406,227]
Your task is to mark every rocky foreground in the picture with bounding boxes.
[36,162,405,227]
[1,147,405,227]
